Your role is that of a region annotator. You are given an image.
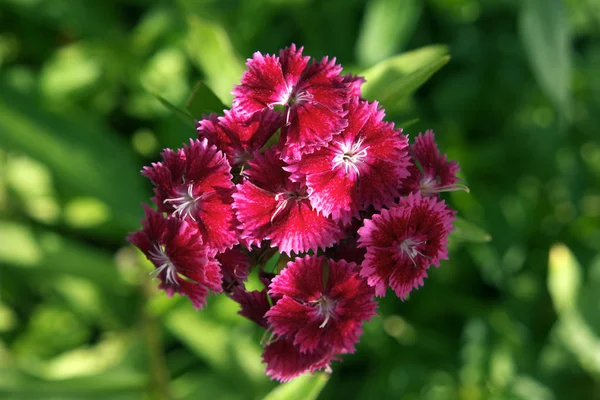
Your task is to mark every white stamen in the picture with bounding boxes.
[332,137,369,177]
[420,176,470,195]
[270,190,309,224]
[398,238,428,268]
[163,184,208,221]
[148,244,178,285]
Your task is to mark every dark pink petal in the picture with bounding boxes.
[142,139,237,253]
[279,44,310,88]
[127,205,222,309]
[229,287,271,328]
[357,193,456,299]
[280,57,349,161]
[401,130,461,196]
[232,52,288,114]
[263,337,335,382]
[197,109,282,167]
[217,246,250,292]
[266,255,377,353]
[342,74,366,97]
[233,150,343,255]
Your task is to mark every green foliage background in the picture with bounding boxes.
[1,0,599,398]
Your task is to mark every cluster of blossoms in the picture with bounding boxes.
[128,45,466,382]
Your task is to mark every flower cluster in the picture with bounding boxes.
[128,44,465,382]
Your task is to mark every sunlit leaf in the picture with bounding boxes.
[548,243,581,314]
[262,373,329,400]
[361,45,450,112]
[519,0,572,115]
[356,0,422,66]
[186,16,245,104]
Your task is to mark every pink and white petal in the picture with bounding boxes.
[279,44,310,88]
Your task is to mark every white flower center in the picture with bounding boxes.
[313,295,337,328]
[148,244,178,285]
[398,237,428,268]
[163,184,206,221]
[332,137,369,177]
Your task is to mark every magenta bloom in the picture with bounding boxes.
[196,109,282,167]
[286,98,410,225]
[402,130,463,196]
[232,44,349,161]
[216,246,250,292]
[342,74,366,97]
[127,205,221,309]
[263,338,336,382]
[358,193,456,299]
[232,149,343,255]
[229,287,271,328]
[142,138,237,253]
[266,255,377,354]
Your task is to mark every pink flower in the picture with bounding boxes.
[232,149,343,255]
[196,109,282,168]
[232,44,349,161]
[286,98,410,225]
[142,138,237,254]
[266,255,377,354]
[358,193,456,299]
[127,205,221,309]
[216,246,250,292]
[402,130,466,196]
[263,338,336,382]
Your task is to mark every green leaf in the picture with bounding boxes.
[185,81,226,119]
[0,82,146,235]
[548,243,582,314]
[262,373,329,400]
[356,0,422,66]
[0,368,146,397]
[451,217,492,243]
[519,0,572,115]
[186,16,245,105]
[151,92,195,127]
[360,45,450,112]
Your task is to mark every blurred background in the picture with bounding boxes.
[1,0,599,398]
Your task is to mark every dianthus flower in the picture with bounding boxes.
[129,43,467,383]
[232,44,349,161]
[286,98,410,224]
[266,255,377,353]
[402,130,466,196]
[127,205,221,309]
[358,193,456,299]
[141,138,237,253]
[232,149,343,255]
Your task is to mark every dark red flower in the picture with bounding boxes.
[196,109,282,167]
[127,205,221,309]
[141,138,237,253]
[286,98,410,225]
[342,74,366,97]
[266,255,377,354]
[401,130,466,196]
[232,44,349,161]
[232,149,343,255]
[358,193,456,299]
